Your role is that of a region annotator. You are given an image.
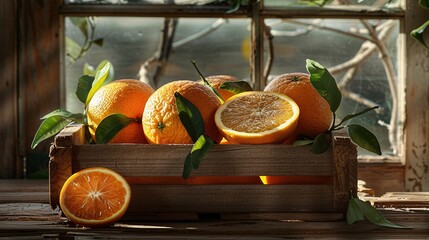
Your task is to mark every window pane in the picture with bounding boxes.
[64,0,234,5]
[265,18,400,156]
[64,17,250,112]
[264,0,401,9]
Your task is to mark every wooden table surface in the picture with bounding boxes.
[1,180,428,239]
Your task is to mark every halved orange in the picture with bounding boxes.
[59,167,131,228]
[214,91,300,144]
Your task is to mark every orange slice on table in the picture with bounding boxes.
[214,91,300,144]
[59,167,131,228]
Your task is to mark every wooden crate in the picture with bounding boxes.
[49,124,357,220]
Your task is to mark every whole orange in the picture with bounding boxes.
[264,73,332,139]
[204,75,240,101]
[86,79,154,143]
[142,80,222,144]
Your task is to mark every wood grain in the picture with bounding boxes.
[19,0,62,177]
[127,185,334,214]
[49,125,357,216]
[0,0,18,178]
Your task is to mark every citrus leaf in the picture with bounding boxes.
[293,139,314,146]
[182,153,194,179]
[78,18,89,39]
[411,20,429,49]
[419,0,429,8]
[219,81,253,95]
[347,198,365,224]
[95,60,115,85]
[69,17,86,28]
[351,197,412,229]
[174,92,205,143]
[190,135,215,169]
[85,61,112,106]
[336,106,379,128]
[83,63,95,76]
[92,38,104,47]
[306,59,342,113]
[41,109,84,123]
[310,133,331,154]
[65,36,82,62]
[348,124,381,155]
[95,113,134,144]
[75,75,95,104]
[191,60,224,103]
[31,116,70,149]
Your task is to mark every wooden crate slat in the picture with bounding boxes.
[127,185,334,213]
[72,144,333,176]
[49,124,357,217]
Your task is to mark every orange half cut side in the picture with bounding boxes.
[59,167,131,228]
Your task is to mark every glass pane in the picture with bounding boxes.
[65,0,235,5]
[264,0,402,9]
[64,17,250,113]
[265,18,400,156]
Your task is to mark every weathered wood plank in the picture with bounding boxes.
[0,0,18,178]
[404,0,429,191]
[19,0,62,177]
[126,185,334,214]
[72,143,334,176]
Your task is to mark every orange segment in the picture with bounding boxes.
[215,91,300,144]
[59,167,131,228]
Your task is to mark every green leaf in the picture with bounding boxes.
[411,20,429,49]
[306,59,342,113]
[78,18,89,39]
[190,135,215,169]
[419,0,429,8]
[69,17,86,28]
[92,38,104,47]
[348,124,382,155]
[174,92,205,143]
[182,153,194,179]
[182,135,215,179]
[95,60,115,85]
[31,116,70,149]
[85,61,112,106]
[347,197,365,224]
[336,106,379,129]
[41,109,84,123]
[219,81,253,95]
[83,63,95,76]
[293,139,314,146]
[310,133,331,154]
[75,75,95,104]
[95,114,134,144]
[351,197,412,229]
[65,36,82,62]
[191,60,224,103]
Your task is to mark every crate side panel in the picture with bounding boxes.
[72,144,333,176]
[127,185,334,213]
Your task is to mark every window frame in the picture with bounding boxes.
[59,0,406,160]
[3,0,427,194]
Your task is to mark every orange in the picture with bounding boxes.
[86,79,154,143]
[59,167,131,228]
[204,75,240,101]
[215,91,300,144]
[264,73,332,139]
[142,80,222,144]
